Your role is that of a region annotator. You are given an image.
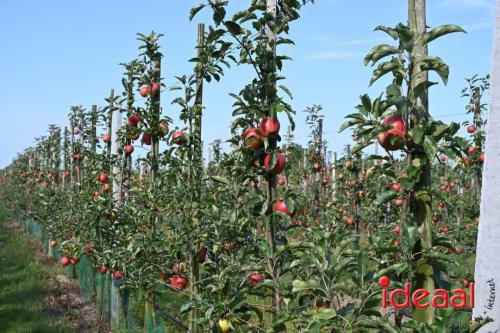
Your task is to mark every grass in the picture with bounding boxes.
[0,209,72,333]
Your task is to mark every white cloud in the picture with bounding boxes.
[308,51,364,60]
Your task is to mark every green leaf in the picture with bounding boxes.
[374,25,398,40]
[313,308,337,320]
[364,44,400,66]
[225,21,242,35]
[411,127,424,144]
[374,191,397,206]
[211,176,231,185]
[279,85,293,99]
[370,60,401,86]
[361,94,371,113]
[189,4,206,21]
[291,279,321,293]
[423,24,465,45]
[418,56,449,85]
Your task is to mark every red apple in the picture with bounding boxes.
[480,151,485,163]
[73,127,80,135]
[393,198,404,207]
[124,144,134,155]
[377,115,406,151]
[98,265,107,274]
[467,125,476,134]
[172,131,187,145]
[467,146,476,154]
[142,132,152,145]
[159,121,169,137]
[60,256,70,266]
[242,127,263,149]
[264,152,286,175]
[70,257,79,265]
[273,199,292,216]
[277,177,286,186]
[337,173,345,180]
[128,114,141,128]
[149,82,160,94]
[98,172,109,183]
[170,275,188,290]
[247,273,264,286]
[344,160,353,170]
[50,240,57,247]
[102,133,111,143]
[439,154,447,162]
[197,245,208,263]
[103,183,112,193]
[139,85,150,97]
[432,215,439,223]
[259,117,280,137]
[390,183,401,193]
[112,271,123,280]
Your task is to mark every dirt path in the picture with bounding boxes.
[0,218,108,333]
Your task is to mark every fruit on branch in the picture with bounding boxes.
[70,257,80,265]
[128,114,142,128]
[98,265,107,274]
[73,153,84,161]
[159,121,169,137]
[84,244,94,254]
[218,319,231,333]
[112,271,123,280]
[277,176,286,186]
[358,190,365,199]
[392,225,401,234]
[73,127,80,135]
[103,183,111,193]
[342,215,354,225]
[337,173,345,180]
[259,117,280,137]
[464,158,472,167]
[344,160,353,170]
[480,151,485,163]
[60,256,70,266]
[142,132,152,145]
[377,115,406,151]
[197,245,208,263]
[467,146,476,154]
[313,163,321,172]
[247,273,264,287]
[467,125,476,134]
[454,245,464,254]
[139,85,150,97]
[273,198,292,216]
[149,81,160,94]
[50,240,57,247]
[170,275,188,290]
[439,154,447,162]
[391,183,401,193]
[432,215,439,223]
[102,133,111,143]
[242,127,263,149]
[172,131,187,145]
[264,152,286,175]
[394,198,404,207]
[63,170,71,178]
[124,144,134,155]
[98,172,109,183]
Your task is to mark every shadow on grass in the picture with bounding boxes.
[0,216,72,333]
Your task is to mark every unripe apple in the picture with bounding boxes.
[218,319,231,333]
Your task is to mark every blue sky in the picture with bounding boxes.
[0,0,495,167]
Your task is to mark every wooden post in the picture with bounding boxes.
[408,0,434,325]
[473,0,500,329]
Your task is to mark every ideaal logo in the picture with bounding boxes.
[379,276,474,309]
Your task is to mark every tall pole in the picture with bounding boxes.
[408,0,434,325]
[473,0,500,330]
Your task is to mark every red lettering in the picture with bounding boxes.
[390,282,410,308]
[451,289,467,308]
[382,289,387,308]
[432,289,449,308]
[412,289,430,308]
